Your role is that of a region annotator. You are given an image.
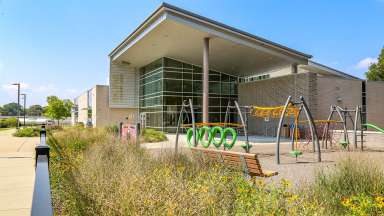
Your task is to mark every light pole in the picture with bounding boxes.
[12,83,20,129]
[21,93,26,126]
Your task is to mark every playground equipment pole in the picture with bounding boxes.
[300,96,321,162]
[189,99,197,147]
[353,105,359,149]
[276,96,291,164]
[335,106,349,147]
[234,101,250,152]
[175,100,186,154]
[323,106,335,149]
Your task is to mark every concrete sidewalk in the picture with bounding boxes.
[0,129,38,216]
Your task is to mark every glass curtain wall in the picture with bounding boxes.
[139,57,238,132]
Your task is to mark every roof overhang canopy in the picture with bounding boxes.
[299,61,361,80]
[109,3,311,76]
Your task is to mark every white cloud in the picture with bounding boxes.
[1,82,30,91]
[355,57,378,70]
[33,84,56,93]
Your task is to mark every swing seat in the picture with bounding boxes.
[290,150,303,158]
[339,140,349,148]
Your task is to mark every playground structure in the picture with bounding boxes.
[175,95,323,164]
[322,105,364,150]
[265,96,320,164]
[174,99,251,153]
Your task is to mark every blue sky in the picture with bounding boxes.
[0,0,383,106]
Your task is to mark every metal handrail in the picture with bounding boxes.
[31,125,53,216]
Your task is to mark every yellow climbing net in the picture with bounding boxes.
[251,103,302,150]
[250,103,300,118]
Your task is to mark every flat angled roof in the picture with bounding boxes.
[109,2,312,59]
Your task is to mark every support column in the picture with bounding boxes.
[203,37,210,123]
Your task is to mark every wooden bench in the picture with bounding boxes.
[190,147,278,178]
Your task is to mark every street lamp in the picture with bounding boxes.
[21,93,27,126]
[12,83,20,129]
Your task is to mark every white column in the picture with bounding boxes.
[203,37,209,123]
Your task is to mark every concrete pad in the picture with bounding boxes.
[0,129,37,215]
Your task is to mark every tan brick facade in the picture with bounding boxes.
[73,85,137,128]
[366,81,384,127]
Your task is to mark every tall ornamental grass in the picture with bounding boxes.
[49,128,384,216]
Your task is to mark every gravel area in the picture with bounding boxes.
[142,133,384,186]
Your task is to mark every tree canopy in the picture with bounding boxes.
[27,104,44,116]
[365,47,384,81]
[43,96,73,125]
[0,103,22,116]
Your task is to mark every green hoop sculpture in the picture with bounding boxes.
[211,126,225,148]
[199,126,212,148]
[223,127,237,149]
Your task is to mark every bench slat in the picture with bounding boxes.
[190,147,277,177]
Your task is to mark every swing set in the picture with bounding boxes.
[175,95,321,164]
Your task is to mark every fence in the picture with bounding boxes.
[31,126,53,216]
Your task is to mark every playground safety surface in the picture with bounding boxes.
[143,133,384,186]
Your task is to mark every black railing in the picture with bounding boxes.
[31,125,53,216]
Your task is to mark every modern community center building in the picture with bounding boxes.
[72,3,384,134]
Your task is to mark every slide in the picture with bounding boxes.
[363,123,384,133]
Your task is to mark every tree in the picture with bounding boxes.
[43,96,73,125]
[0,103,22,116]
[27,105,44,116]
[365,47,384,81]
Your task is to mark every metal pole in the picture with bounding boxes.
[301,96,321,162]
[188,99,197,147]
[276,96,292,164]
[323,106,335,149]
[353,106,359,149]
[335,106,349,146]
[21,93,26,126]
[234,101,250,152]
[175,101,186,154]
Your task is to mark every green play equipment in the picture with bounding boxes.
[175,99,248,153]
[290,150,303,161]
[339,140,349,149]
[223,127,238,150]
[198,126,213,148]
[363,123,384,133]
[211,126,225,148]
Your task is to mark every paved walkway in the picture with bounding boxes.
[0,129,38,216]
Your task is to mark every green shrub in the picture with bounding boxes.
[13,127,40,137]
[0,117,18,128]
[140,128,167,143]
[303,156,384,215]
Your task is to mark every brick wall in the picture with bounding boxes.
[238,73,317,135]
[366,81,384,127]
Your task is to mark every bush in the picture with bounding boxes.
[140,128,167,143]
[48,128,323,215]
[0,117,18,128]
[105,124,119,135]
[303,156,384,215]
[13,127,40,137]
